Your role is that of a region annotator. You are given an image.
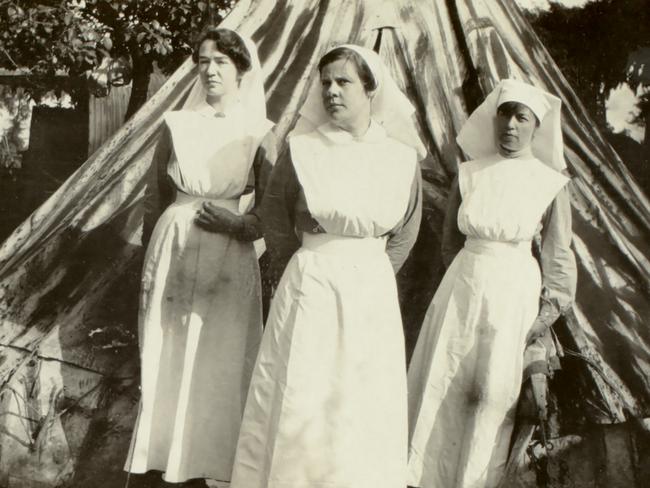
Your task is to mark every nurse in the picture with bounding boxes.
[407,79,576,488]
[231,44,424,488]
[125,28,274,486]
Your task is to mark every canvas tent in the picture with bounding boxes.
[0,0,649,486]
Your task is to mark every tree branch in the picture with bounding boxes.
[1,47,20,70]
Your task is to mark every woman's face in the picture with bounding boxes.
[495,102,538,153]
[320,58,372,134]
[197,40,239,100]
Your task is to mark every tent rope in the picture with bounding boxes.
[563,348,641,420]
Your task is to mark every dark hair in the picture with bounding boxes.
[497,101,541,127]
[317,47,377,93]
[192,27,252,74]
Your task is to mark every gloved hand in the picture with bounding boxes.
[195,202,243,235]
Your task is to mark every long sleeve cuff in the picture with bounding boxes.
[534,293,563,329]
[233,214,264,241]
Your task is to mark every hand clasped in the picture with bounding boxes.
[195,202,242,234]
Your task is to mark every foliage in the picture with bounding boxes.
[0,0,236,114]
[0,85,32,170]
[525,0,650,130]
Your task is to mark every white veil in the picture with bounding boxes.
[456,79,566,171]
[292,44,426,159]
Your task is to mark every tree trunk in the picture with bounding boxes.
[124,58,152,122]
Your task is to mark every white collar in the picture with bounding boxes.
[316,119,388,144]
[193,99,243,119]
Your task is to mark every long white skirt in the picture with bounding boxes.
[231,233,408,488]
[407,238,541,488]
[125,194,262,483]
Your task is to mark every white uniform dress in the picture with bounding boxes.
[231,121,419,488]
[407,153,569,488]
[125,101,271,483]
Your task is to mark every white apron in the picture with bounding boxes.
[125,105,271,483]
[231,122,417,488]
[407,154,569,488]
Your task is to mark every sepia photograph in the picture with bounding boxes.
[0,0,648,487]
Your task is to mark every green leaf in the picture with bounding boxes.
[102,36,113,51]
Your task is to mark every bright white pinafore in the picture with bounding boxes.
[407,154,569,488]
[125,103,271,483]
[231,122,418,488]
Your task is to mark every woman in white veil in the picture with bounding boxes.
[407,79,576,488]
[124,28,274,487]
[231,44,424,488]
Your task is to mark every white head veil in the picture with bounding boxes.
[456,79,566,171]
[292,44,426,159]
[180,30,269,126]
